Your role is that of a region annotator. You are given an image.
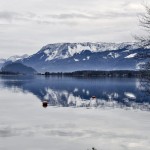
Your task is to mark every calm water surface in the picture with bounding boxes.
[0,75,150,150]
[0,75,149,110]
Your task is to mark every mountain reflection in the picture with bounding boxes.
[0,75,150,110]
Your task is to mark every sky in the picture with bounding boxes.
[0,0,149,58]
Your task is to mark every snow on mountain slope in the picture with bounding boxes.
[125,53,137,58]
[17,42,150,72]
[0,59,6,64]
[1,42,149,72]
[108,52,120,58]
[0,54,29,69]
[0,59,6,69]
[7,54,29,62]
[36,42,139,61]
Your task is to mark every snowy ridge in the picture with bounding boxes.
[7,54,29,62]
[1,42,148,72]
[0,59,6,64]
[0,59,6,69]
[0,54,29,69]
[37,42,139,61]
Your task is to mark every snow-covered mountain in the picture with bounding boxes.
[31,42,139,61]
[17,42,149,72]
[0,59,6,69]
[7,54,29,62]
[1,42,149,72]
[0,54,28,69]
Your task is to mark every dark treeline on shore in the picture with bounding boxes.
[1,70,150,78]
[43,70,150,78]
[0,71,20,75]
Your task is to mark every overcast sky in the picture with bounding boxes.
[0,0,149,58]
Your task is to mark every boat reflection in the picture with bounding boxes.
[42,100,48,108]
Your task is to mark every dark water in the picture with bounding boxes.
[0,75,150,110]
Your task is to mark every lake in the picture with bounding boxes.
[0,75,150,150]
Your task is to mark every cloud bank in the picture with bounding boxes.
[0,0,148,58]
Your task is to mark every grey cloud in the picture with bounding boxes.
[47,13,94,19]
[0,11,36,23]
[0,11,20,21]
[47,130,84,137]
[44,11,140,21]
[0,10,140,25]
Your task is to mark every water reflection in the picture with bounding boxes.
[138,78,150,95]
[0,75,150,110]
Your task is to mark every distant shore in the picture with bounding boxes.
[41,70,150,78]
[1,70,150,78]
[0,71,20,75]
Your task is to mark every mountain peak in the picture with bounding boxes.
[7,54,29,62]
[37,42,139,61]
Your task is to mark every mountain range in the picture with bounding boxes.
[0,42,150,72]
